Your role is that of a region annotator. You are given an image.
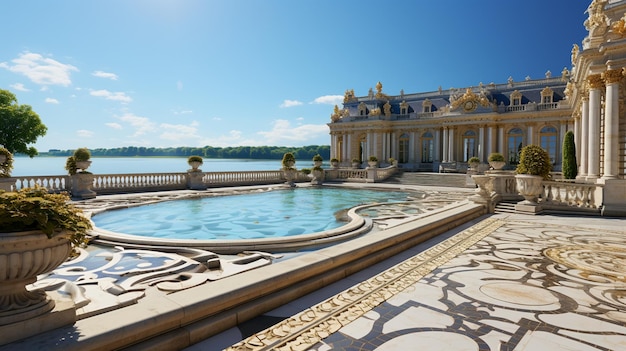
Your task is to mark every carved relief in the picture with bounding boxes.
[450,88,490,112]
[610,13,626,38]
[603,69,623,84]
[587,74,604,89]
[585,0,609,36]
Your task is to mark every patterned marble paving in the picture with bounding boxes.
[228,218,626,351]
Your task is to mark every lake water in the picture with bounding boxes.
[11,157,325,176]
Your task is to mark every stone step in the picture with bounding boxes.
[494,202,517,214]
[387,172,475,188]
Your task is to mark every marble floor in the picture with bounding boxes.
[193,214,626,351]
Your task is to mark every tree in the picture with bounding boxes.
[0,90,47,157]
[562,130,578,179]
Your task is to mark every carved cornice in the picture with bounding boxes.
[587,74,604,89]
[603,69,623,84]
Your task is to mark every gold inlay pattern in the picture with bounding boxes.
[226,218,506,351]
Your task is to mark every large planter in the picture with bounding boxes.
[489,161,506,170]
[0,230,72,326]
[188,161,202,171]
[75,160,92,172]
[515,174,544,204]
[367,161,378,168]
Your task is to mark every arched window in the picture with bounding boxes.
[507,128,524,164]
[398,133,409,163]
[540,126,558,164]
[421,132,433,163]
[358,102,368,116]
[462,130,477,162]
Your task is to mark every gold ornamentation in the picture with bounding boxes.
[330,105,342,122]
[587,74,604,89]
[585,0,609,35]
[603,69,623,84]
[611,14,626,37]
[450,88,490,112]
[343,89,356,103]
[374,81,390,100]
[369,107,381,116]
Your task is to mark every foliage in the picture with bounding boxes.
[330,158,339,163]
[468,156,480,164]
[562,131,578,179]
[312,154,323,162]
[300,168,311,175]
[0,186,91,248]
[281,152,296,170]
[73,147,91,161]
[0,147,14,177]
[368,156,378,162]
[65,156,77,175]
[388,157,396,164]
[488,152,505,162]
[44,145,331,160]
[187,155,203,164]
[0,89,47,157]
[515,145,552,179]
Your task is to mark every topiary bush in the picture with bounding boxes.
[516,144,552,180]
[562,131,578,179]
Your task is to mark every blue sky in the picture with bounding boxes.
[1,0,589,152]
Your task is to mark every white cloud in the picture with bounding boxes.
[312,95,343,105]
[0,52,78,86]
[77,130,94,137]
[159,121,200,141]
[172,109,193,115]
[91,89,132,103]
[10,83,29,91]
[92,70,118,80]
[105,122,122,129]
[257,119,329,144]
[280,99,303,108]
[45,98,59,104]
[117,112,156,136]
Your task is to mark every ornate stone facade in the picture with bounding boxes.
[328,0,626,215]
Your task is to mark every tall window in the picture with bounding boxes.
[359,134,367,162]
[540,126,558,164]
[421,132,433,163]
[507,128,524,164]
[462,130,477,161]
[510,90,522,106]
[398,133,409,163]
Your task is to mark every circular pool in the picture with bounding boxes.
[91,186,412,253]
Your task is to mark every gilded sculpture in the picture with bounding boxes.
[611,14,626,37]
[450,88,491,112]
[343,89,356,103]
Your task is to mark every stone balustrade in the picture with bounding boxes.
[472,171,604,215]
[0,175,70,193]
[0,166,397,198]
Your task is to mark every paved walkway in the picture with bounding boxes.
[190,213,626,351]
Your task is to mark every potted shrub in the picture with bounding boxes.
[388,157,397,167]
[73,147,92,172]
[368,155,378,168]
[487,152,506,170]
[0,186,91,325]
[281,153,297,187]
[188,155,203,171]
[330,158,339,168]
[312,154,323,168]
[515,145,552,204]
[281,152,296,170]
[351,158,360,168]
[468,156,480,170]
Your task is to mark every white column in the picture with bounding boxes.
[442,128,449,162]
[602,69,622,180]
[527,125,534,146]
[448,128,455,161]
[434,129,440,162]
[587,74,603,180]
[579,97,589,178]
[478,126,485,162]
[574,116,580,169]
[497,127,504,156]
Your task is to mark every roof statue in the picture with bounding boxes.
[611,13,626,37]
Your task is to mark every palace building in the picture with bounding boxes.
[328,0,626,214]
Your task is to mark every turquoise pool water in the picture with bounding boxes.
[92,187,409,240]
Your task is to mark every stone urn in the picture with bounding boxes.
[351,161,360,169]
[75,160,92,172]
[367,161,378,168]
[489,161,506,170]
[188,161,202,171]
[515,174,544,204]
[330,160,339,168]
[0,230,72,326]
